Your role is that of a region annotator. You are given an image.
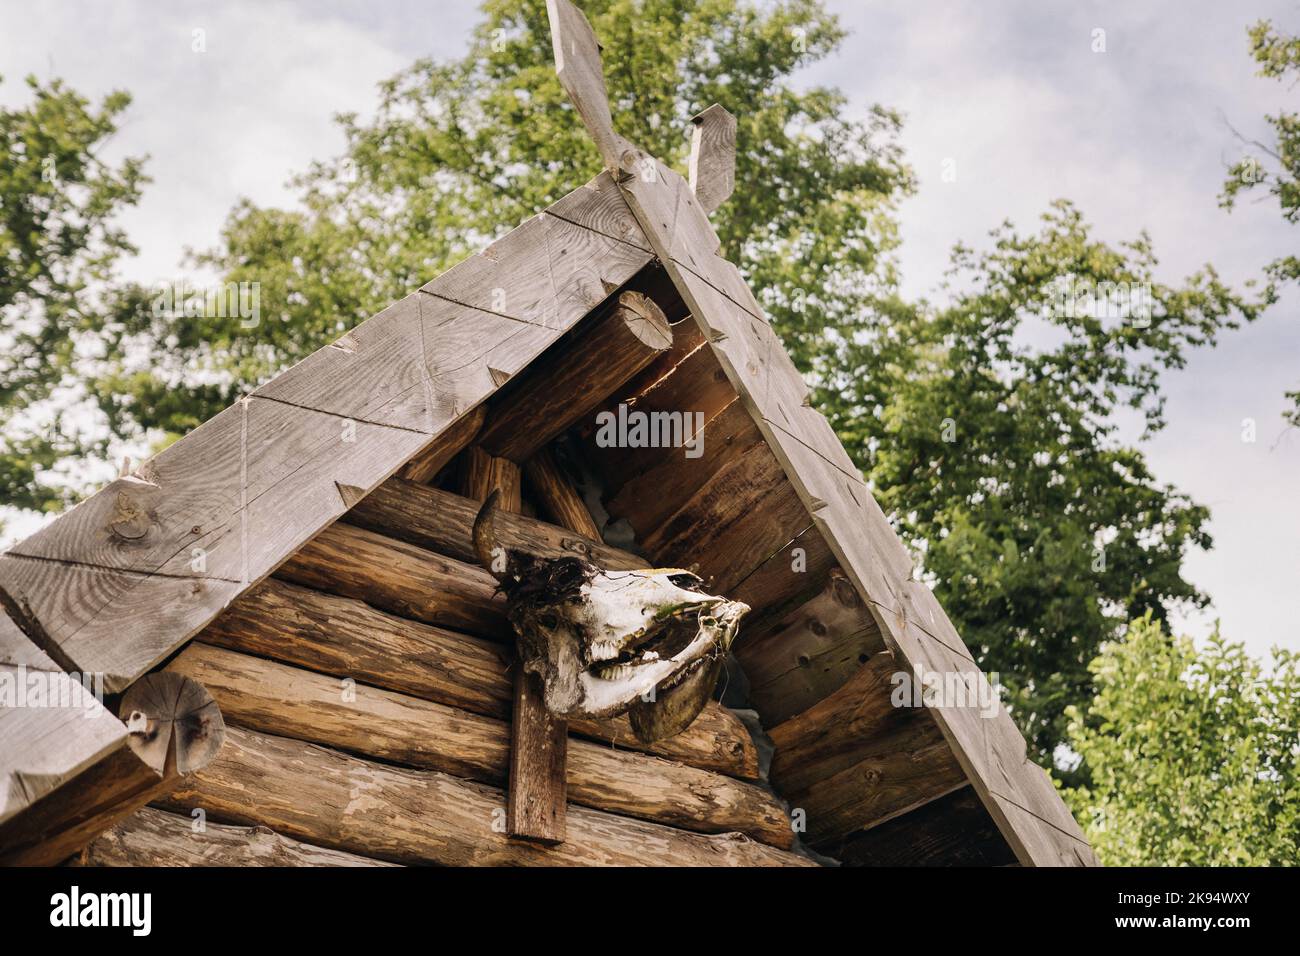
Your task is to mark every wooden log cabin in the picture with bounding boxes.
[0,0,1096,867]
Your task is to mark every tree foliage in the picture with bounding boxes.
[0,74,146,516]
[829,202,1260,766]
[1065,616,1299,866]
[0,1,1262,773]
[1221,18,1300,427]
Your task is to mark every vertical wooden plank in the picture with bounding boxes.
[463,452,567,844]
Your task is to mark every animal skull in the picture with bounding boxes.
[474,492,748,742]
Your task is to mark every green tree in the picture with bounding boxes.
[0,74,147,519]
[97,0,911,439]
[1221,18,1300,427]
[1065,616,1299,865]
[5,1,1258,774]
[828,202,1260,767]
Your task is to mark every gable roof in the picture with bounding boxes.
[0,0,1095,866]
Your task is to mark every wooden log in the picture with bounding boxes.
[200,578,758,778]
[83,806,396,867]
[584,336,741,496]
[77,805,398,867]
[345,478,642,571]
[169,643,791,847]
[401,404,487,484]
[476,290,672,463]
[734,568,885,726]
[0,670,225,866]
[523,448,602,541]
[769,658,967,847]
[603,398,761,535]
[824,787,1015,867]
[462,453,567,845]
[276,522,510,639]
[160,725,812,866]
[0,745,168,866]
[462,446,522,512]
[642,438,810,593]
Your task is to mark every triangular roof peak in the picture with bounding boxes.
[0,0,1094,866]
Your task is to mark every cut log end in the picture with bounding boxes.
[120,671,225,776]
[615,290,672,351]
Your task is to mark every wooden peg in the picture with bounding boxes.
[689,104,737,213]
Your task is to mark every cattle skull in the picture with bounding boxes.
[474,492,748,742]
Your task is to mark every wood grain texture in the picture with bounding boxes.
[167,644,789,847]
[523,448,602,541]
[78,806,398,867]
[688,104,737,214]
[598,103,1095,865]
[735,568,885,726]
[160,725,813,867]
[776,703,967,848]
[277,522,510,639]
[603,398,762,540]
[345,478,643,572]
[401,404,486,483]
[545,0,635,173]
[826,787,1015,867]
[0,744,170,866]
[641,438,810,594]
[0,616,128,829]
[476,290,672,463]
[200,578,757,777]
[470,452,567,845]
[0,169,648,698]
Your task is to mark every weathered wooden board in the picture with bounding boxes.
[524,448,602,540]
[169,643,789,846]
[688,104,737,214]
[774,701,967,847]
[640,439,810,594]
[0,616,129,829]
[200,578,757,778]
[603,119,1096,865]
[476,290,672,463]
[0,169,650,699]
[735,568,885,726]
[160,725,812,867]
[603,399,763,535]
[0,744,170,866]
[77,806,398,867]
[401,404,487,484]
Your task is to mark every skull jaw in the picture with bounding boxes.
[521,599,748,740]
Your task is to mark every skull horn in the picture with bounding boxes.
[472,488,505,580]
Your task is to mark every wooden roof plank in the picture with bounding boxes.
[0,618,129,827]
[0,171,648,702]
[601,116,1096,866]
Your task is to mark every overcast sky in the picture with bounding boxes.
[1,0,1296,658]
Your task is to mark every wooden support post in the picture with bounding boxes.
[523,448,602,541]
[463,450,567,844]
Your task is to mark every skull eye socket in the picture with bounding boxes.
[666,572,703,591]
[537,612,560,629]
